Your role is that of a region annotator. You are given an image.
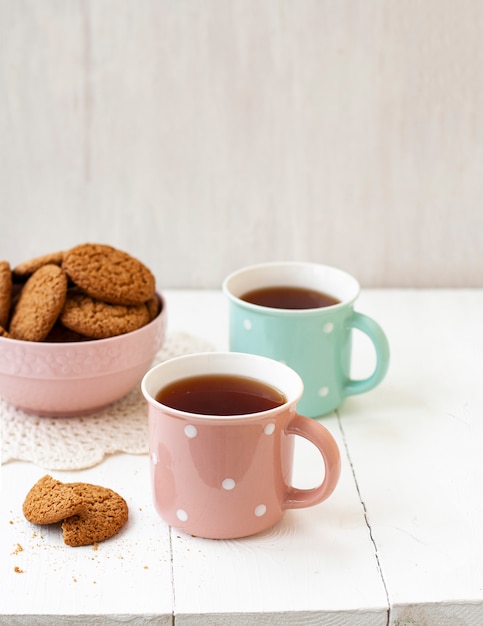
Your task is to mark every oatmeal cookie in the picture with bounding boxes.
[62,243,155,306]
[145,294,160,321]
[22,475,129,547]
[60,292,150,338]
[0,261,12,328]
[44,321,91,343]
[61,483,129,547]
[23,475,86,525]
[13,250,65,278]
[9,265,68,341]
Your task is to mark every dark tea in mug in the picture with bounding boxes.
[240,286,340,310]
[155,374,287,416]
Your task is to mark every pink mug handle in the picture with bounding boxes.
[283,414,341,510]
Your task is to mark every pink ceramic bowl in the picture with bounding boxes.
[0,293,166,417]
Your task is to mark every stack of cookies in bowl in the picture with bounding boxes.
[0,243,166,416]
[1,243,159,341]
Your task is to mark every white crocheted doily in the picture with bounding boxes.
[0,332,213,470]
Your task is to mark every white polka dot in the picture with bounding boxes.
[151,452,158,465]
[176,509,188,522]
[323,322,334,334]
[243,319,252,330]
[264,423,275,435]
[222,478,236,490]
[318,386,329,397]
[184,425,198,438]
[254,504,267,517]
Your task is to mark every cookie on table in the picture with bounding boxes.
[0,261,12,328]
[61,483,129,547]
[62,243,155,306]
[23,475,86,525]
[60,292,150,339]
[9,264,68,341]
[13,250,65,279]
[22,475,129,547]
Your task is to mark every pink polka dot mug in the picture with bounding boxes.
[142,352,341,539]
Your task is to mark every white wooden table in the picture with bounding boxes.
[2,289,483,625]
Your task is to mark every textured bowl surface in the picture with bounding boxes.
[0,293,166,416]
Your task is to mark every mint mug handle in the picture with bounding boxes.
[343,312,390,397]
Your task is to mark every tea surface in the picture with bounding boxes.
[240,285,340,309]
[156,374,286,416]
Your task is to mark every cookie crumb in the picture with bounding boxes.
[14,566,24,574]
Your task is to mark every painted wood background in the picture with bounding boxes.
[1,0,482,288]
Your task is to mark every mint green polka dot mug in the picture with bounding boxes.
[223,262,390,418]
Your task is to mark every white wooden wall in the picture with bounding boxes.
[1,0,482,288]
